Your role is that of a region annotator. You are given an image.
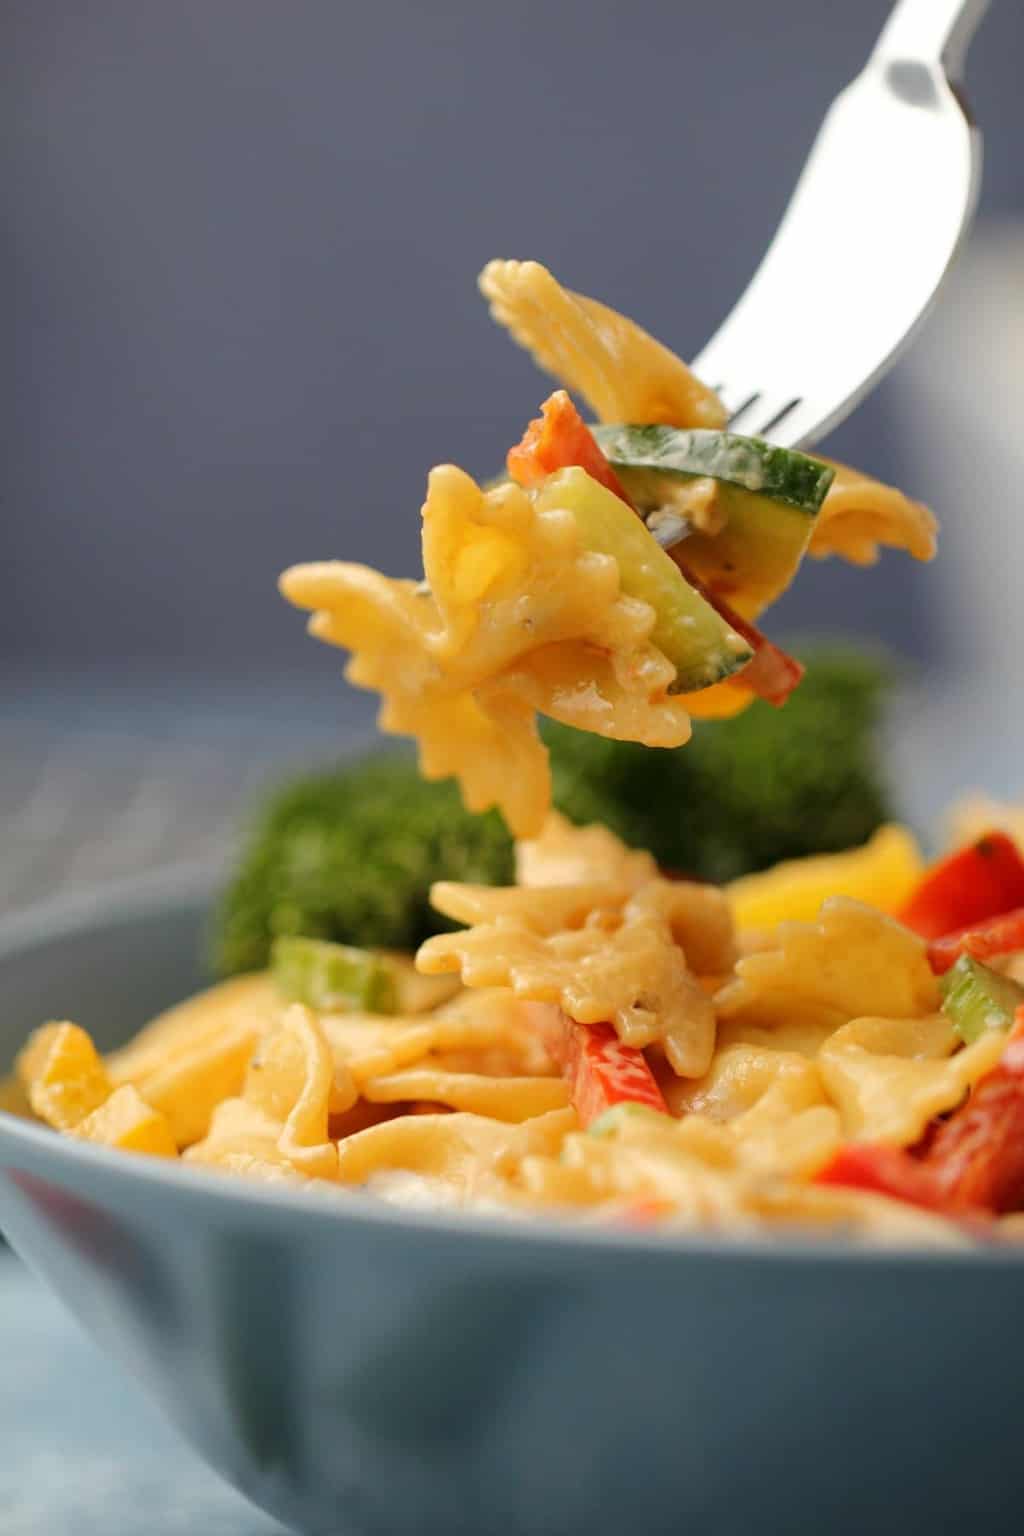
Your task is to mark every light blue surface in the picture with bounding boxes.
[0,1252,284,1535]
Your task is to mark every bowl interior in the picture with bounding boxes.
[0,874,214,1072]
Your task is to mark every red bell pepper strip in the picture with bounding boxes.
[524,1004,668,1128]
[507,389,633,503]
[814,1143,954,1214]
[924,1009,1024,1213]
[507,391,804,707]
[927,906,1024,976]
[898,832,1024,941]
[617,1197,674,1227]
[817,1012,1024,1220]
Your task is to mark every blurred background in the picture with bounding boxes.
[3,0,1023,912]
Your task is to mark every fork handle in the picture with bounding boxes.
[872,0,990,81]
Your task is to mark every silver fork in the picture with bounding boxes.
[691,0,989,449]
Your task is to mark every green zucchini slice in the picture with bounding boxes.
[532,467,753,693]
[939,953,1024,1045]
[594,425,834,619]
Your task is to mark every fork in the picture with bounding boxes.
[691,0,989,449]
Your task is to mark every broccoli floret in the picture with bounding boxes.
[213,759,514,975]
[213,647,892,974]
[547,646,892,882]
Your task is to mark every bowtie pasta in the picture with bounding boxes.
[281,260,935,837]
[8,262,1024,1246]
[10,808,1024,1245]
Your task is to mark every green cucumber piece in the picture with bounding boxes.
[593,425,833,511]
[939,953,1024,1044]
[272,936,399,1014]
[588,1103,668,1137]
[593,425,834,619]
[532,467,753,693]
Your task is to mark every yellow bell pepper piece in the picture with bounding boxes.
[17,1022,112,1131]
[728,824,924,931]
[71,1083,178,1158]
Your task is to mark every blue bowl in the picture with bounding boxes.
[2,876,1023,1536]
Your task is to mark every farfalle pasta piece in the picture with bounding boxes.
[106,974,283,1148]
[516,810,658,890]
[665,1043,841,1177]
[817,1012,1007,1146]
[716,897,939,1033]
[361,1068,568,1122]
[184,1098,309,1183]
[516,814,735,974]
[188,1005,339,1181]
[320,993,546,1091]
[479,260,725,430]
[282,466,692,836]
[481,260,936,576]
[334,1107,576,1205]
[420,879,717,1077]
[810,462,938,566]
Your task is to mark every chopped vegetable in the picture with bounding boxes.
[814,1142,955,1215]
[673,568,804,707]
[527,1005,668,1128]
[927,907,1024,976]
[593,424,835,514]
[272,937,399,1014]
[547,647,891,884]
[594,423,832,618]
[728,824,923,930]
[898,832,1024,941]
[507,389,632,502]
[939,954,1024,1044]
[213,650,892,974]
[213,759,515,975]
[532,466,752,693]
[926,1011,1024,1213]
[508,392,802,707]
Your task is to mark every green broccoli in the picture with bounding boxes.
[547,645,892,883]
[213,760,514,975]
[213,647,892,975]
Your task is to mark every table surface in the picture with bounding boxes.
[0,1252,286,1535]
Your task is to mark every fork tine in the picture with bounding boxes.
[725,390,802,442]
[711,382,758,423]
[689,0,986,450]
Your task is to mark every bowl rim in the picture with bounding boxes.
[2,870,1023,1271]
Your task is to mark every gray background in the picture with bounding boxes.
[5,0,1023,689]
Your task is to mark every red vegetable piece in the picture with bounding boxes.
[671,567,805,707]
[927,906,1024,976]
[814,1143,952,1213]
[524,1004,668,1128]
[899,832,1024,941]
[507,390,633,503]
[618,1197,674,1227]
[924,1010,1024,1213]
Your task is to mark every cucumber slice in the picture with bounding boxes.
[593,425,834,619]
[272,936,399,1014]
[939,953,1024,1044]
[532,467,753,693]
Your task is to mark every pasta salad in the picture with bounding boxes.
[10,263,1024,1246]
